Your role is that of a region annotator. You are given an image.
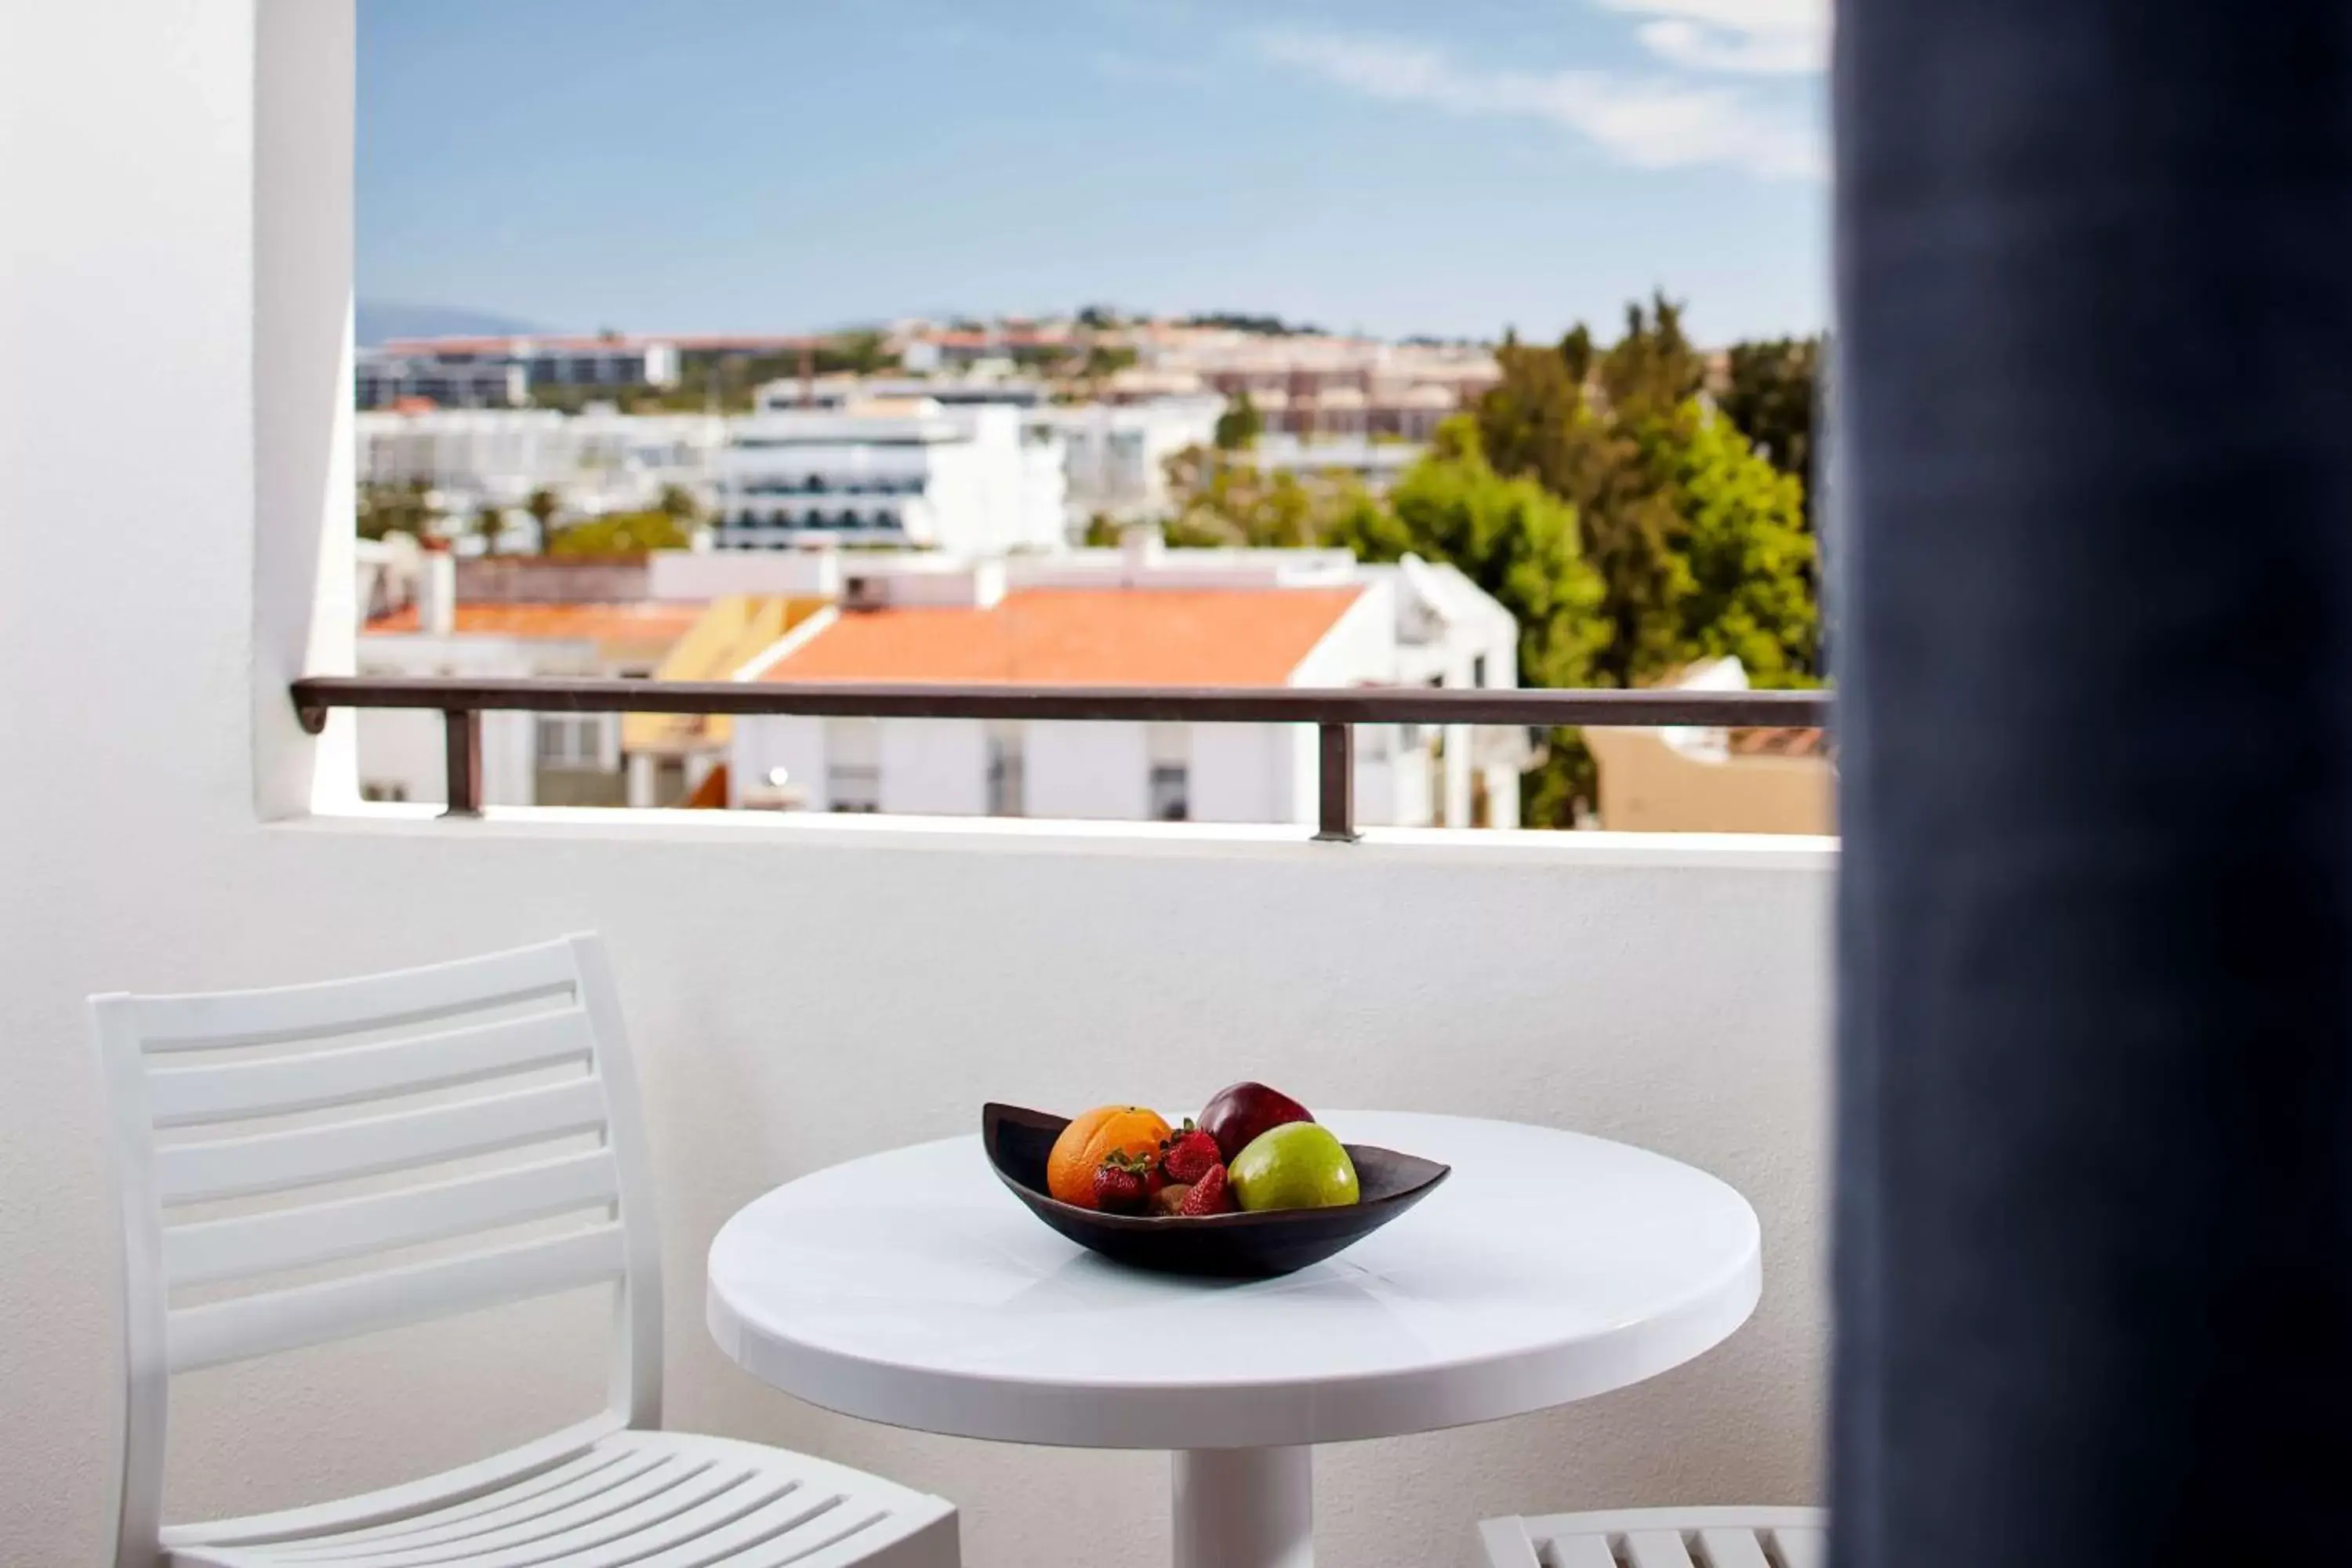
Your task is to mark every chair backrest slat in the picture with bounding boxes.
[146,1007,593,1128]
[1772,1527,1826,1568]
[92,935,666,1568]
[1506,1512,1829,1568]
[169,1223,630,1374]
[1544,1534,1617,1568]
[130,946,577,1053]
[155,1076,609,1204]
[1625,1529,1698,1568]
[164,1148,621,1289]
[1697,1528,1774,1568]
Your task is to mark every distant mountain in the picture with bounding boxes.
[358,300,554,347]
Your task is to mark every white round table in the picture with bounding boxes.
[706,1111,1760,1568]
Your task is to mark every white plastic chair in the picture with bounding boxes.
[1472,1506,1825,1568]
[93,933,958,1568]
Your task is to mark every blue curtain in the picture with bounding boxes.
[1831,3,2352,1562]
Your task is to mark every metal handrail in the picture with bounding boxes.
[290,676,1831,840]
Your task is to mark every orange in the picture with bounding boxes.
[1046,1105,1173,1208]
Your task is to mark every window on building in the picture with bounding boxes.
[828,767,881,811]
[826,718,882,813]
[535,713,609,771]
[986,723,1025,817]
[1472,653,1489,689]
[1147,722,1190,822]
[359,781,408,803]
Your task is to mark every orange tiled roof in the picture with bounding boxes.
[1730,727,1830,758]
[364,602,707,642]
[762,587,1366,688]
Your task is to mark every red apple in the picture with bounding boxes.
[1198,1081,1313,1163]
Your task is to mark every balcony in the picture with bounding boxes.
[2,7,1833,1568]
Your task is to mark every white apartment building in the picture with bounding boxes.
[1232,434,1428,492]
[757,376,1222,528]
[724,536,1523,829]
[1030,395,1225,524]
[755,373,1050,412]
[713,400,1066,554]
[354,350,528,410]
[355,405,728,525]
[376,334,683,391]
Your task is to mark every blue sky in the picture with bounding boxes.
[358,0,1828,345]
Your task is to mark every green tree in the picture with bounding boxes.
[1213,392,1263,451]
[1474,300,1705,689]
[357,479,439,541]
[655,483,702,526]
[1355,295,1823,819]
[524,487,562,551]
[1330,419,1612,825]
[820,330,892,376]
[1717,336,1824,592]
[1160,446,1366,547]
[1718,336,1819,490]
[1072,342,1138,397]
[1670,405,1817,681]
[469,502,506,557]
[1334,419,1607,690]
[547,510,691,556]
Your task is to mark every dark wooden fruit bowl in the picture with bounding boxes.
[981,1102,1451,1278]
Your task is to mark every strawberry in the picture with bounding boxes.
[1177,1163,1235,1216]
[1093,1151,1152,1214]
[1160,1121,1221,1186]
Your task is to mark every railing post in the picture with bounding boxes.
[443,709,482,818]
[1314,721,1358,843]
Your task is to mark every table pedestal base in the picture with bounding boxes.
[1172,1446,1312,1568]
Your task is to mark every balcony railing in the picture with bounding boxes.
[291,677,1831,840]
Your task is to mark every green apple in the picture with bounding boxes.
[1229,1122,1360,1212]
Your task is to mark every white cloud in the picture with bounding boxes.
[1599,0,1830,75]
[1247,27,1824,181]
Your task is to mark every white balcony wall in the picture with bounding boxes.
[0,6,1835,1568]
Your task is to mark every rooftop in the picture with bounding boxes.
[760,586,1367,688]
[365,601,709,643]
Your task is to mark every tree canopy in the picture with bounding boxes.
[1667,402,1817,684]
[357,480,439,541]
[1331,419,1608,692]
[548,510,691,556]
[1214,392,1263,451]
[1719,337,1818,487]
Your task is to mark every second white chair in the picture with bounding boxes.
[93,932,958,1568]
[1472,1506,1824,1568]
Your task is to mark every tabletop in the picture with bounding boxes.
[706,1110,1761,1451]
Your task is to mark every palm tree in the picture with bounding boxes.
[524,487,562,553]
[357,479,442,542]
[470,503,506,557]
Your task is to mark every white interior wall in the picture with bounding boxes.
[0,6,1835,1567]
